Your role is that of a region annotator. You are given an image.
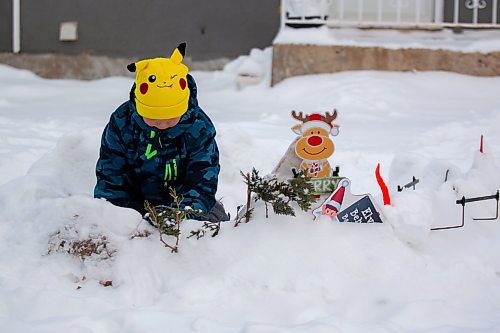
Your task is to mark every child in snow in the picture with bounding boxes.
[94,43,228,222]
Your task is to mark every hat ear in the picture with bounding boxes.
[135,60,150,72]
[127,63,136,72]
[170,42,186,64]
[177,42,186,57]
[127,60,150,73]
[292,124,302,135]
[330,125,340,137]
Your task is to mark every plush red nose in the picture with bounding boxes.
[307,135,323,147]
[140,83,148,94]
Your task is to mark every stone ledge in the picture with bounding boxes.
[271,43,500,85]
[0,53,133,80]
[0,53,230,80]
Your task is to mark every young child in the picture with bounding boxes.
[94,43,228,222]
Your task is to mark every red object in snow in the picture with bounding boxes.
[375,164,391,206]
[480,135,484,153]
[326,179,348,212]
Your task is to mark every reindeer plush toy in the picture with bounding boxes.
[291,110,340,178]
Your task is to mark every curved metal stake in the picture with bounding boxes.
[472,190,499,221]
[431,190,499,231]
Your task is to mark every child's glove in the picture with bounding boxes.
[207,201,230,222]
[143,205,177,229]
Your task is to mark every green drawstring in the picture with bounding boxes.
[145,130,158,159]
[164,163,172,181]
[172,159,178,179]
[164,159,178,186]
[146,130,178,184]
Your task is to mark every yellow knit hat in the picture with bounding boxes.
[127,43,190,120]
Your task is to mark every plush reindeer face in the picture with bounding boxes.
[128,43,190,120]
[292,110,339,161]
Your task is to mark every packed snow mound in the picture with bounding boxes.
[1,64,500,332]
[223,48,272,88]
[1,128,500,332]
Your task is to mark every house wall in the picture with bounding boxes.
[0,0,13,52]
[20,0,280,60]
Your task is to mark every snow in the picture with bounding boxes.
[274,26,500,53]
[223,48,272,89]
[1,47,500,333]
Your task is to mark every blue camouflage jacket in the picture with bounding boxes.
[94,74,220,216]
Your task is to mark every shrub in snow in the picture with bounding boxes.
[144,188,207,253]
[187,221,221,240]
[236,168,316,225]
[47,224,116,261]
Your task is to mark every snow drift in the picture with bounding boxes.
[0,57,500,332]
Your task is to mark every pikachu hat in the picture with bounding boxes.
[127,43,190,120]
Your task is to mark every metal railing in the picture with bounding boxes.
[281,0,500,29]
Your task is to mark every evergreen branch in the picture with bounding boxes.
[187,221,221,240]
[144,187,207,253]
[237,168,316,222]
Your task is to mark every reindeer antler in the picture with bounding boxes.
[322,109,338,124]
[291,110,310,123]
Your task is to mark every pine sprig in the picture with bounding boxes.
[144,188,206,253]
[187,222,221,240]
[237,168,315,223]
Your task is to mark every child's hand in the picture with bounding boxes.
[143,205,177,229]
